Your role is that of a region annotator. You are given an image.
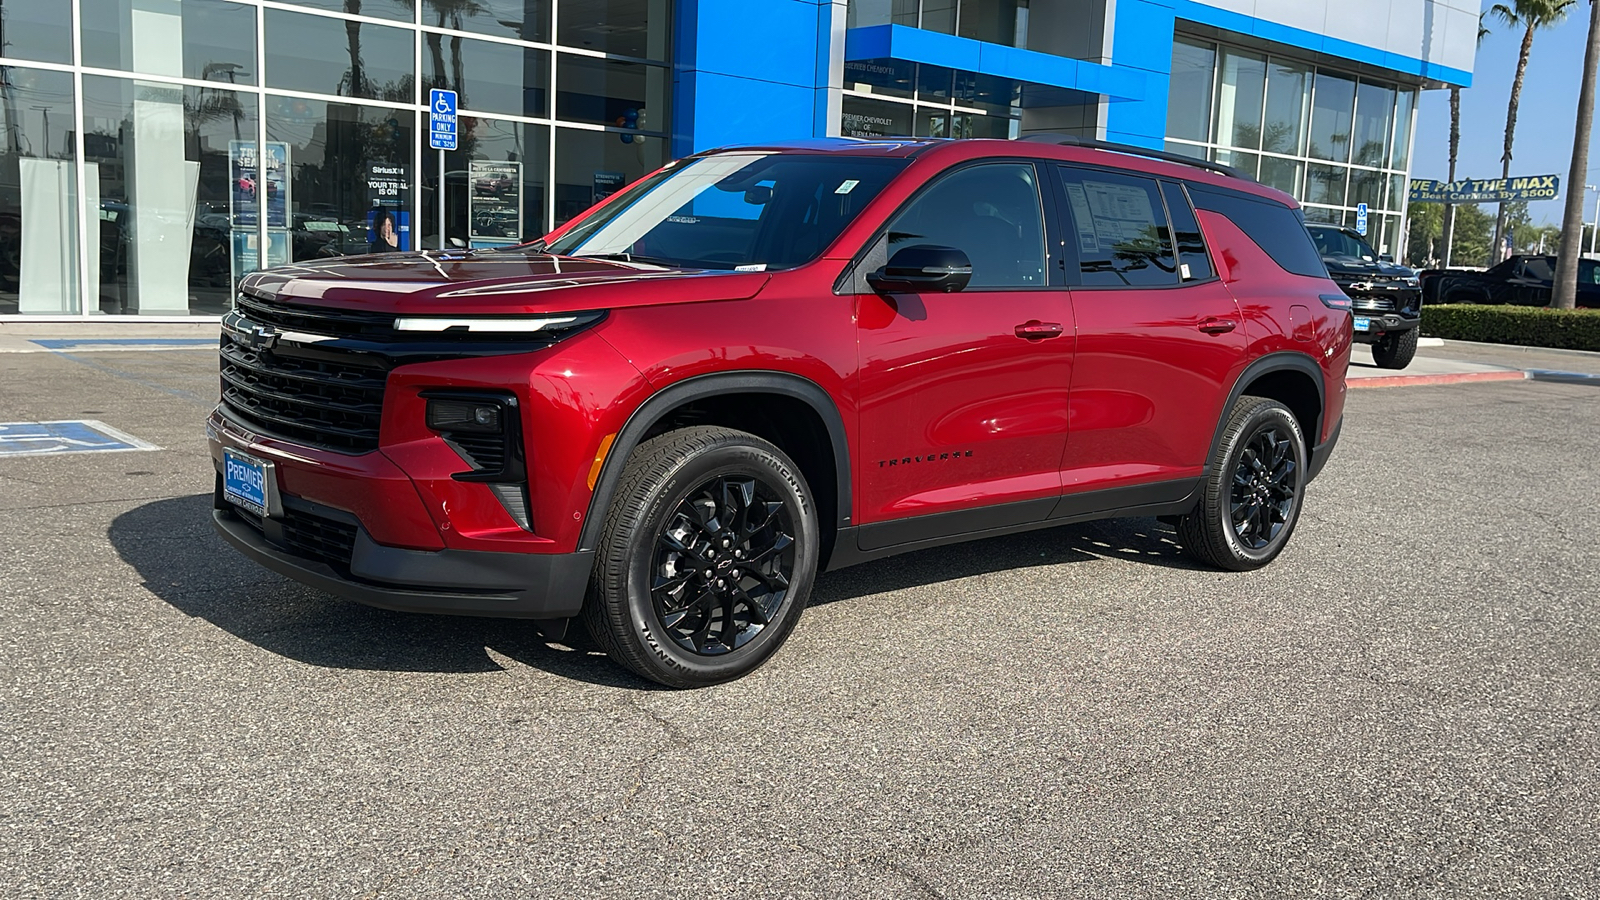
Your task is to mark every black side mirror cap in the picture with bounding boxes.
[867,245,973,294]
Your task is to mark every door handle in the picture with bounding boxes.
[1015,320,1064,340]
[1197,317,1237,335]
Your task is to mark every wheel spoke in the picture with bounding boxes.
[733,583,771,625]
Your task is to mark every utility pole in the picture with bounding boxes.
[1555,0,1600,309]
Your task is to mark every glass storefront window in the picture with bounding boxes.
[1167,38,1215,144]
[1305,164,1347,207]
[1348,167,1384,211]
[0,0,74,64]
[555,55,667,131]
[553,126,664,226]
[1259,156,1303,197]
[920,0,957,33]
[1301,205,1342,225]
[841,95,913,138]
[273,0,413,24]
[425,35,549,119]
[0,65,79,314]
[81,0,257,85]
[82,76,256,315]
[844,58,915,99]
[558,0,669,61]
[1262,58,1308,156]
[425,0,548,44]
[1351,80,1394,168]
[1390,89,1415,171]
[1388,174,1407,210]
[423,117,548,249]
[1308,71,1355,163]
[265,8,415,102]
[917,64,955,102]
[1216,47,1266,150]
[1213,147,1259,179]
[958,0,1025,46]
[267,96,415,259]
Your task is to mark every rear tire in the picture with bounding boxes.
[1177,397,1307,571]
[582,426,818,688]
[1371,326,1418,369]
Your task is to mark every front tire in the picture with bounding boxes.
[582,426,818,688]
[1371,326,1418,369]
[1178,397,1307,571]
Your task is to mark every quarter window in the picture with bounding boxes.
[1056,168,1179,287]
[886,163,1047,288]
[1161,182,1213,281]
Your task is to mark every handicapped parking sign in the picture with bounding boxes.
[429,89,458,151]
[1355,202,1369,236]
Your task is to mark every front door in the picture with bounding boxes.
[855,162,1074,549]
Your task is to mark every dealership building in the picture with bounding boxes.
[0,0,1477,319]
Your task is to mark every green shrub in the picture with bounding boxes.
[1420,304,1600,352]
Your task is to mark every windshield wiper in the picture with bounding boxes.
[575,251,685,268]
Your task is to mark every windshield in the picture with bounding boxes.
[1309,227,1375,261]
[546,152,909,270]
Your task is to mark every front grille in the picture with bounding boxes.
[1351,296,1397,313]
[219,332,388,453]
[236,291,397,339]
[234,503,359,570]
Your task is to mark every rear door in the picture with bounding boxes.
[854,161,1074,547]
[1051,167,1246,495]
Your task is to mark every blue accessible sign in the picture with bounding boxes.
[429,89,458,151]
[1355,202,1369,237]
[0,420,159,458]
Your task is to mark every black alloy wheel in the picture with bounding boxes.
[650,475,798,656]
[1227,424,1299,551]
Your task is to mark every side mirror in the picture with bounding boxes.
[1379,253,1394,263]
[866,245,972,294]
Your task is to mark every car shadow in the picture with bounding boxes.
[110,494,1196,685]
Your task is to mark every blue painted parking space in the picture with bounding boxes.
[30,338,217,350]
[0,420,161,457]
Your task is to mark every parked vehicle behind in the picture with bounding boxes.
[208,136,1352,687]
[1419,254,1600,309]
[1306,223,1421,369]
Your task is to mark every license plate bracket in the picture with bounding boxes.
[1353,316,1371,332]
[223,448,280,517]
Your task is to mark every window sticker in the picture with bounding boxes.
[835,179,860,195]
[1080,180,1159,247]
[1062,183,1100,253]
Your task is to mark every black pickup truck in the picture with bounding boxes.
[1306,224,1421,369]
[1419,254,1600,308]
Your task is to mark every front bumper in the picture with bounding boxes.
[1351,312,1420,341]
[212,484,593,619]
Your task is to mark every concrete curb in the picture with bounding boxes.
[1349,371,1529,389]
[1438,339,1600,359]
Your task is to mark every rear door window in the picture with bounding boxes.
[1160,181,1213,281]
[1055,167,1179,287]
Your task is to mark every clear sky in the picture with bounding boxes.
[1413,1,1594,226]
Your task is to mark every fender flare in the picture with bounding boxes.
[578,371,852,552]
[1207,351,1327,465]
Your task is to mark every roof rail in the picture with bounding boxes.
[1019,133,1253,181]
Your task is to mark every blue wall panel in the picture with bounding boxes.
[1106,0,1177,148]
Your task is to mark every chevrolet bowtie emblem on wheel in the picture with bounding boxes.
[238,323,279,351]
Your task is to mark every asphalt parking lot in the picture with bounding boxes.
[3,344,1597,898]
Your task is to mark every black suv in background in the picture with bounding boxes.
[1307,224,1421,369]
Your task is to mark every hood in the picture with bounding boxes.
[238,249,771,315]
[1320,254,1416,283]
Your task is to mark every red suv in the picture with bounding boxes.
[210,137,1351,687]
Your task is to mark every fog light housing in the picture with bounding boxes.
[426,398,503,433]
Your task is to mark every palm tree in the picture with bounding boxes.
[1553,0,1600,309]
[1489,0,1577,262]
[1442,14,1492,266]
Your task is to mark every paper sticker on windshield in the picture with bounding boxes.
[835,179,860,195]
[734,264,768,272]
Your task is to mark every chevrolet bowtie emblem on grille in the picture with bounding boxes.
[238,323,279,351]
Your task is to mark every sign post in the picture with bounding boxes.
[1355,202,1369,237]
[429,89,458,251]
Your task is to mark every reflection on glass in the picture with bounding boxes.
[1,0,74,64]
[841,95,912,138]
[82,76,257,315]
[553,126,665,226]
[1389,174,1406,211]
[558,0,668,60]
[265,8,415,101]
[1259,156,1303,196]
[1166,37,1215,144]
[1262,58,1308,155]
[920,0,956,33]
[267,96,415,259]
[271,0,412,23]
[0,65,79,314]
[425,0,548,43]
[1306,163,1347,207]
[1213,147,1259,179]
[1308,71,1355,162]
[958,0,1025,46]
[1163,141,1208,161]
[1390,89,1415,170]
[1351,80,1393,168]
[916,109,1011,138]
[1216,47,1265,150]
[916,63,954,101]
[555,55,667,130]
[844,58,915,99]
[1058,168,1179,288]
[1348,167,1384,211]
[953,70,1017,115]
[1301,205,1343,225]
[80,0,257,84]
[424,35,548,118]
[424,117,548,248]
